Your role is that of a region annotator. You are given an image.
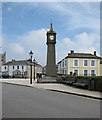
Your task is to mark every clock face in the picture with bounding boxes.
[49,35,54,40]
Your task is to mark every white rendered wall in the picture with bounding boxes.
[2,65,27,76]
[2,65,8,72]
[8,65,27,76]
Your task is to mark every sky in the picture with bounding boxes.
[1,1,100,66]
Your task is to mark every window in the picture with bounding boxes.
[74,70,78,75]
[62,61,64,67]
[84,60,88,66]
[64,69,67,74]
[58,64,61,70]
[65,59,67,67]
[74,60,78,66]
[91,60,95,66]
[91,70,95,76]
[84,70,88,76]
[63,69,64,74]
[17,66,19,69]
[13,66,14,69]
[58,64,60,70]
[5,66,6,70]
[22,66,24,69]
[60,64,61,69]
[61,62,63,68]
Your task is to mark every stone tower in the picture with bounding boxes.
[46,23,56,77]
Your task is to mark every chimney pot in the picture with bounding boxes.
[94,51,96,56]
[71,50,74,54]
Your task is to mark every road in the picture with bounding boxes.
[2,83,100,118]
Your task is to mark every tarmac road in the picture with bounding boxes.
[2,83,100,118]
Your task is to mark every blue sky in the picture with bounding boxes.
[2,2,100,66]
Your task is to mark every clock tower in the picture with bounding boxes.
[46,23,56,78]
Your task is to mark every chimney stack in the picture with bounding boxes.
[94,51,96,56]
[12,59,15,62]
[71,50,74,54]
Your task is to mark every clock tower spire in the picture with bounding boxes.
[47,23,56,34]
[50,22,53,32]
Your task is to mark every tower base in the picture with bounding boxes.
[37,76,57,83]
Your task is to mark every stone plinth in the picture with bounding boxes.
[37,76,57,83]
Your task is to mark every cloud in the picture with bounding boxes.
[39,2,100,32]
[18,28,47,65]
[57,32,100,62]
[2,2,100,65]
[4,2,99,32]
[2,38,26,60]
[7,7,11,11]
[8,43,26,58]
[18,29,46,49]
[3,30,100,66]
[3,29,47,66]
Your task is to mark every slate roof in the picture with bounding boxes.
[67,53,101,59]
[57,52,101,64]
[3,60,42,67]
[4,60,28,65]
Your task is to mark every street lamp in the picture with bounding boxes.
[33,59,36,81]
[29,50,33,84]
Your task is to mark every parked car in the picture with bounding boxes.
[2,73,11,78]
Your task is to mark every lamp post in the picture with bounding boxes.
[33,59,36,81]
[29,50,33,84]
[22,69,24,78]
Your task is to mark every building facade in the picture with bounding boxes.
[57,50,101,76]
[2,59,42,78]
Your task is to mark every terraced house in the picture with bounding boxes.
[57,50,101,76]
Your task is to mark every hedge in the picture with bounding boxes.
[57,74,102,92]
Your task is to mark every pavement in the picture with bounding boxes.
[0,78,102,100]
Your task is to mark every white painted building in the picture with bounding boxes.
[2,59,42,78]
